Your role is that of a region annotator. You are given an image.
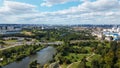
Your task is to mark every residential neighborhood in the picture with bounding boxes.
[92,26,120,41]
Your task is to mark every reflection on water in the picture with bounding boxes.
[3,46,57,68]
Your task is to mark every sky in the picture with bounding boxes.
[0,0,120,24]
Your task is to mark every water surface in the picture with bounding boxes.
[3,46,56,68]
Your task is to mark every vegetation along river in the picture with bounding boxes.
[3,46,57,68]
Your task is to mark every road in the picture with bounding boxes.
[70,40,99,44]
[0,41,63,51]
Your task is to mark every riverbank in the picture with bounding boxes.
[0,44,45,67]
[2,46,57,68]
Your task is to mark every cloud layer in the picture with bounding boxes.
[0,0,120,24]
[40,0,78,7]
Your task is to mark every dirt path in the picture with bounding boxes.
[67,53,95,68]
[86,53,95,62]
[66,61,81,68]
[49,61,62,68]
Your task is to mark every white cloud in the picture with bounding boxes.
[57,0,120,15]
[0,0,37,24]
[86,0,119,11]
[1,0,120,24]
[40,0,120,24]
[40,0,78,7]
[0,0,36,15]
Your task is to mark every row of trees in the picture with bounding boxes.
[34,28,95,42]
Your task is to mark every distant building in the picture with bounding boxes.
[72,27,87,31]
[41,26,44,30]
[92,31,103,40]
[105,36,113,41]
[0,58,3,62]
[103,26,120,41]
[0,26,22,35]
[93,26,120,41]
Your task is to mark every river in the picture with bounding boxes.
[3,46,57,68]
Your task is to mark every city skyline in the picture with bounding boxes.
[0,0,120,24]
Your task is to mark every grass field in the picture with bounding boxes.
[64,53,90,63]
[67,53,101,68]
[88,54,101,61]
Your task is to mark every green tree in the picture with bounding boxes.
[77,57,87,68]
[91,60,100,68]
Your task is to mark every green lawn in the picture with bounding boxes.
[84,47,92,53]
[88,54,101,61]
[66,53,101,68]
[5,40,18,42]
[69,61,80,68]
[61,63,68,68]
[64,53,90,63]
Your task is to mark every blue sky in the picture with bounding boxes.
[0,0,3,6]
[0,0,120,24]
[3,0,81,12]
